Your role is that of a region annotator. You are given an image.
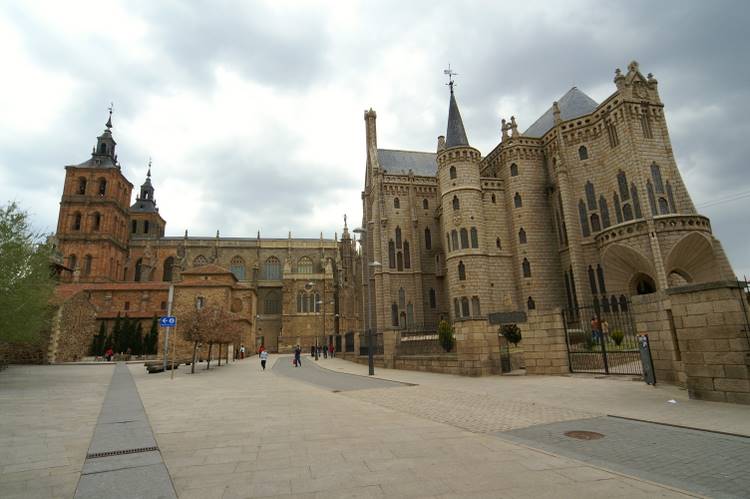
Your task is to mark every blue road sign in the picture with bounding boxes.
[159,316,176,328]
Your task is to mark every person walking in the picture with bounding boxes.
[323,345,328,359]
[259,349,268,370]
[329,343,334,358]
[105,347,114,362]
[294,345,302,367]
[590,316,602,343]
[600,318,610,342]
[310,345,315,357]
[240,344,246,359]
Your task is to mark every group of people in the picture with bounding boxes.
[590,316,610,343]
[310,344,335,359]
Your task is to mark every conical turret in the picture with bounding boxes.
[445,88,469,148]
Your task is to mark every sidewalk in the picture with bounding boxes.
[130,356,697,498]
[313,356,750,436]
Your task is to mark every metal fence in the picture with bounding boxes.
[358,332,383,356]
[344,332,354,353]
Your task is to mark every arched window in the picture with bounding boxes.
[614,193,623,224]
[451,230,459,250]
[666,182,676,213]
[144,220,150,234]
[510,163,518,176]
[449,166,457,179]
[399,288,406,310]
[391,304,399,327]
[453,298,460,317]
[588,266,598,294]
[193,255,207,267]
[264,290,281,314]
[397,252,404,271]
[461,297,470,317]
[196,296,205,310]
[395,227,402,249]
[68,254,77,271]
[264,257,281,279]
[622,203,634,221]
[83,255,93,276]
[406,303,414,327]
[131,220,137,234]
[630,183,642,218]
[403,242,411,269]
[313,293,321,313]
[596,265,607,294]
[388,240,396,268]
[610,295,619,312]
[394,197,400,209]
[514,192,522,208]
[423,199,429,209]
[452,196,460,210]
[651,163,664,193]
[579,200,590,237]
[446,233,451,252]
[518,228,527,244]
[496,237,501,249]
[590,213,601,232]
[527,296,536,310]
[658,197,670,215]
[134,257,143,281]
[491,193,496,203]
[460,228,469,249]
[585,181,596,210]
[163,257,174,282]
[73,212,82,231]
[599,196,611,228]
[98,143,107,154]
[619,295,629,311]
[93,212,101,231]
[471,296,481,316]
[429,288,436,308]
[522,258,531,278]
[458,261,466,280]
[424,227,432,250]
[578,146,588,160]
[297,257,313,274]
[77,178,87,195]
[297,292,305,313]
[230,256,245,280]
[646,181,657,215]
[617,171,629,200]
[470,227,479,248]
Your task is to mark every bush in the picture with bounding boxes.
[437,320,454,352]
[501,324,522,346]
[611,329,624,346]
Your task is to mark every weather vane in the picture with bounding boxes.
[106,102,114,129]
[444,64,458,92]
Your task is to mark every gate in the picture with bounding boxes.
[563,300,642,375]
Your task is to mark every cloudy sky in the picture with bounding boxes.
[1,1,748,277]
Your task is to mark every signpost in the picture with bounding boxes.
[162,285,175,375]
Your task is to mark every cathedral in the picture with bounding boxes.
[51,112,361,357]
[361,61,735,333]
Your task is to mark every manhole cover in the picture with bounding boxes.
[564,431,604,440]
[332,390,341,393]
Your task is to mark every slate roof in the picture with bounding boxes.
[446,91,469,147]
[72,155,118,169]
[524,87,599,138]
[377,149,437,176]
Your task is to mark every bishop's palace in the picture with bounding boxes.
[27,61,749,403]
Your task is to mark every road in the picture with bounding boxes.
[271,355,408,392]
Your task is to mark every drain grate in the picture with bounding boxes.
[564,431,604,440]
[87,446,159,459]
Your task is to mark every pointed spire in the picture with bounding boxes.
[106,102,113,129]
[444,69,469,148]
[147,157,152,178]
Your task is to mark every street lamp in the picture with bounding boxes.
[353,227,381,376]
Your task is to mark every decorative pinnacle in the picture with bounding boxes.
[106,102,113,129]
[147,157,152,178]
[343,214,348,229]
[443,64,458,93]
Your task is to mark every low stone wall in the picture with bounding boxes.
[521,309,569,375]
[0,338,47,364]
[630,291,685,385]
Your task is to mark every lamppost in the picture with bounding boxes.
[353,227,381,376]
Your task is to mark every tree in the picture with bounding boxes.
[438,320,454,352]
[112,313,123,353]
[0,202,56,345]
[500,323,522,346]
[182,304,241,373]
[145,316,159,355]
[90,322,107,356]
[132,322,144,356]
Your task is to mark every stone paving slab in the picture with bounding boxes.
[499,416,750,499]
[131,355,695,498]
[272,354,409,391]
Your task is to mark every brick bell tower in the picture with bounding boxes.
[437,77,491,321]
[56,109,133,282]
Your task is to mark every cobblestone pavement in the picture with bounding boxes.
[344,385,600,433]
[0,365,113,499]
[499,416,750,499]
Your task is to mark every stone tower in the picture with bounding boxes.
[129,161,166,239]
[56,111,133,282]
[437,84,490,320]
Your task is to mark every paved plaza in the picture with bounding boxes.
[2,356,750,498]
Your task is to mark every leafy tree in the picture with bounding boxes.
[501,324,522,346]
[437,320,454,352]
[146,316,159,355]
[0,202,56,344]
[132,322,144,355]
[183,304,241,373]
[90,321,107,356]
[103,331,113,351]
[112,313,122,353]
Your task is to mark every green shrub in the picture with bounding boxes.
[501,324,522,346]
[438,320,454,352]
[611,329,624,346]
[584,337,596,351]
